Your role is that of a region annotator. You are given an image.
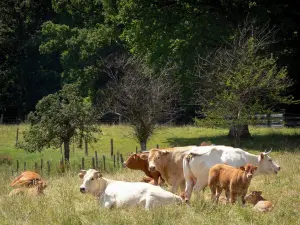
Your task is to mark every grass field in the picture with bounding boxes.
[0,125,300,224]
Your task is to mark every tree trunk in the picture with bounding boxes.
[228,124,251,146]
[140,140,147,152]
[63,138,70,161]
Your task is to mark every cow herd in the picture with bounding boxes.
[8,143,279,212]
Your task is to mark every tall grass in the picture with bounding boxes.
[0,125,300,224]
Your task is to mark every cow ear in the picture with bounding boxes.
[95,171,102,178]
[258,153,264,162]
[240,166,245,171]
[140,154,148,160]
[78,170,87,179]
[161,150,169,154]
[253,166,258,171]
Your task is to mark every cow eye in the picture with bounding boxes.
[91,178,94,181]
[157,156,160,159]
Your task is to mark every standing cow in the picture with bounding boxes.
[78,169,182,210]
[140,146,196,195]
[183,146,280,202]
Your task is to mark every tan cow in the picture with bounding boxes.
[141,146,196,195]
[208,163,257,206]
[10,171,42,187]
[245,191,274,212]
[9,180,47,196]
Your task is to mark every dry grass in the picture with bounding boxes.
[1,125,300,224]
[0,151,300,225]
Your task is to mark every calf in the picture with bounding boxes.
[123,152,163,185]
[10,171,42,187]
[245,191,274,212]
[79,169,182,210]
[9,180,47,196]
[183,146,280,202]
[208,163,257,206]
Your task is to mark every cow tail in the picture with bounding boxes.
[183,153,194,177]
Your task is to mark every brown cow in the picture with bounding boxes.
[245,191,274,212]
[9,180,47,196]
[140,176,165,186]
[208,163,258,206]
[123,152,163,185]
[141,146,196,195]
[10,171,42,187]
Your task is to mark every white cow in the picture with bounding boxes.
[183,146,280,202]
[79,169,182,210]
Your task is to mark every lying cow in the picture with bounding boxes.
[245,191,274,212]
[140,176,165,186]
[183,146,280,202]
[10,171,42,187]
[208,163,257,205]
[78,169,182,210]
[140,146,196,195]
[123,152,163,185]
[9,180,47,196]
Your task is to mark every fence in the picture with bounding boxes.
[255,112,300,127]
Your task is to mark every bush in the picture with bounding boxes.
[0,155,13,165]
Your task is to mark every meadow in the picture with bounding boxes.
[0,124,300,224]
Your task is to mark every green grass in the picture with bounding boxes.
[0,125,300,224]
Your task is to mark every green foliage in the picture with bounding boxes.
[21,84,100,160]
[195,26,298,143]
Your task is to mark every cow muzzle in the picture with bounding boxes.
[80,187,86,193]
[247,174,253,179]
[149,166,156,172]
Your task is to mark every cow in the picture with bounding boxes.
[208,163,257,205]
[183,146,280,202]
[9,180,47,196]
[244,191,274,212]
[10,171,43,187]
[78,169,182,210]
[140,146,196,196]
[123,152,163,185]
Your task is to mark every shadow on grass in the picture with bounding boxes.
[167,133,300,152]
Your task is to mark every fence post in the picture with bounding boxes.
[156,144,159,149]
[120,154,124,165]
[35,162,38,173]
[81,157,85,170]
[136,146,138,154]
[95,151,99,170]
[16,127,19,145]
[110,139,114,157]
[60,144,62,155]
[92,157,95,169]
[16,160,19,173]
[85,138,88,156]
[103,155,106,171]
[113,154,116,169]
[47,161,50,176]
[24,162,26,171]
[117,152,120,167]
[40,159,43,175]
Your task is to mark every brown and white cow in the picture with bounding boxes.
[245,191,274,212]
[208,163,258,206]
[140,146,196,195]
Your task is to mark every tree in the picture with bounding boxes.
[194,21,298,145]
[101,55,178,151]
[22,84,100,161]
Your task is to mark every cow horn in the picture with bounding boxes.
[263,148,272,155]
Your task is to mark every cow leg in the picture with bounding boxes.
[104,200,115,209]
[230,191,237,204]
[145,196,156,210]
[193,179,207,200]
[215,186,223,203]
[184,178,194,202]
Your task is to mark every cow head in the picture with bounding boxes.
[144,149,169,172]
[240,164,258,179]
[36,180,47,193]
[78,169,102,194]
[123,153,148,169]
[244,191,264,205]
[257,149,280,174]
